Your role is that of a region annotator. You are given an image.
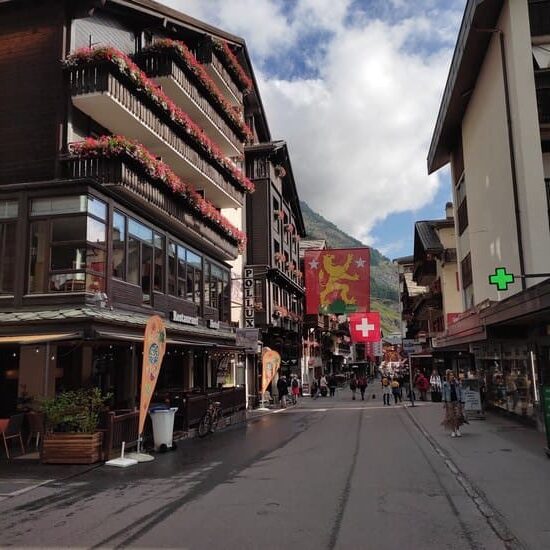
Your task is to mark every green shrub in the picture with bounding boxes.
[41,388,112,434]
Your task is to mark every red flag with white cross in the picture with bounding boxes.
[349,312,381,343]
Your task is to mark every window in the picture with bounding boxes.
[168,242,177,295]
[273,198,280,232]
[28,196,106,293]
[456,178,468,235]
[153,233,164,293]
[0,200,18,294]
[177,245,187,298]
[187,251,202,304]
[112,211,126,279]
[127,217,155,304]
[461,253,472,289]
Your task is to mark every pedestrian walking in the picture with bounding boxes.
[320,375,328,397]
[442,370,466,437]
[416,372,429,401]
[350,376,357,400]
[391,377,401,404]
[328,374,337,397]
[381,375,391,406]
[430,368,442,402]
[290,376,300,405]
[277,375,289,409]
[358,375,368,401]
[311,379,318,399]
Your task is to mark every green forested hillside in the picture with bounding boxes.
[300,200,401,334]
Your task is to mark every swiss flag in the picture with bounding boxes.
[349,312,381,343]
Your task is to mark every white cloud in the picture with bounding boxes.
[161,0,464,244]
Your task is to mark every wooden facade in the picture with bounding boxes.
[0,0,274,410]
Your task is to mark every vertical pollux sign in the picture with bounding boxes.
[244,267,255,328]
[138,315,167,435]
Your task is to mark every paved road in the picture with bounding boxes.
[0,391,507,549]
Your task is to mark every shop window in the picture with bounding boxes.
[127,236,140,286]
[28,196,107,294]
[187,250,202,304]
[204,262,211,307]
[141,243,153,304]
[0,200,18,294]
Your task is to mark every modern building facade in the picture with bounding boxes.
[0,0,272,415]
[427,0,550,426]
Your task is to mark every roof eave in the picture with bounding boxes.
[427,0,504,174]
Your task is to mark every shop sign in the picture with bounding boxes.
[244,267,255,328]
[236,328,259,352]
[170,311,199,326]
[208,320,220,330]
[402,339,423,354]
[462,378,484,418]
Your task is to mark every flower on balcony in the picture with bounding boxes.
[274,209,284,221]
[296,270,303,279]
[69,136,247,251]
[292,234,301,243]
[142,40,254,143]
[211,39,253,92]
[286,261,296,273]
[274,165,286,178]
[284,223,295,234]
[64,47,255,194]
[274,252,285,263]
[273,305,289,319]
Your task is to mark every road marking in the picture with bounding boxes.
[0,479,54,497]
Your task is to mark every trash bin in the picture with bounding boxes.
[149,407,178,451]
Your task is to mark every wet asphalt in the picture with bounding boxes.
[0,390,506,549]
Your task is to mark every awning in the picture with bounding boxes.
[96,329,241,349]
[410,353,433,358]
[0,332,81,344]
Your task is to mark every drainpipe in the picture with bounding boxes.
[475,27,526,290]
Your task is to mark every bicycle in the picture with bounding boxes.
[198,399,223,437]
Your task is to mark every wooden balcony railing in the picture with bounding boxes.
[135,51,244,152]
[67,63,245,204]
[211,50,243,102]
[64,156,239,259]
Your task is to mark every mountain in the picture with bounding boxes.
[300,200,401,334]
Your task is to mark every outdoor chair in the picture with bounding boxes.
[26,411,44,450]
[0,413,25,458]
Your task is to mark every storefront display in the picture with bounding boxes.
[472,343,538,420]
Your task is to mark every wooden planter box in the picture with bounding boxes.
[41,432,103,464]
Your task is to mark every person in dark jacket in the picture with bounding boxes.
[358,376,368,400]
[277,376,289,408]
[328,374,337,397]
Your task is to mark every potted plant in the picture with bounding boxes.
[40,388,111,464]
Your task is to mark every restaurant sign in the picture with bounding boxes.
[170,311,199,325]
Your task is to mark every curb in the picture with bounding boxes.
[404,405,525,549]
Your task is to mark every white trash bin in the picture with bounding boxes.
[149,407,178,451]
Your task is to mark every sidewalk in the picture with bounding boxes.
[407,402,550,550]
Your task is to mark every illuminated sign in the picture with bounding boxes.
[488,267,515,291]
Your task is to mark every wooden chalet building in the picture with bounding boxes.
[245,141,306,379]
[0,0,272,414]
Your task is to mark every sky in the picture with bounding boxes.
[161,0,466,258]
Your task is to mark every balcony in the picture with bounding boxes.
[63,155,239,260]
[198,40,247,106]
[135,49,245,157]
[67,62,245,208]
[413,259,437,286]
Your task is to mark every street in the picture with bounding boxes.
[0,390,527,550]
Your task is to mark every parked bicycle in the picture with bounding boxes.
[198,399,223,437]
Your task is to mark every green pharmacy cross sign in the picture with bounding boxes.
[489,267,515,291]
